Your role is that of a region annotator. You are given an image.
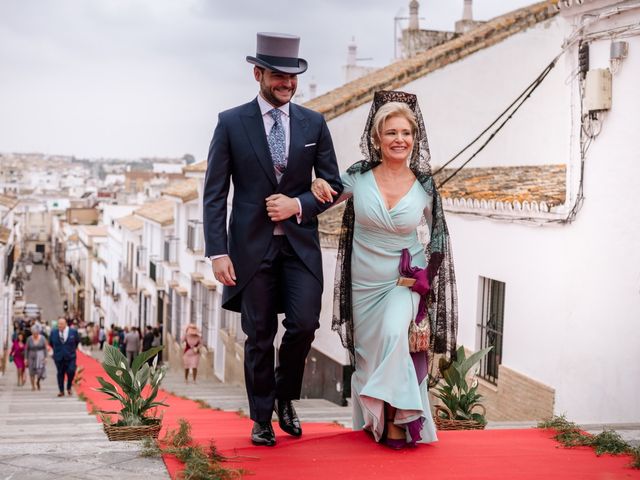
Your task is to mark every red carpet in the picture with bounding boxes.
[76,352,640,479]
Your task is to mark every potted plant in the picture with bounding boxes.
[95,344,167,441]
[433,345,493,430]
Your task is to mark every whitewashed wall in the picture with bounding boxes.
[328,18,569,172]
[322,10,640,423]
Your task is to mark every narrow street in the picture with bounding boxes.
[0,264,168,480]
[22,264,64,325]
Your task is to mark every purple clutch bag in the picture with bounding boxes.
[399,248,430,325]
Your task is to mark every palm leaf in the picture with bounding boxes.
[103,344,128,369]
[131,346,164,373]
[458,346,493,378]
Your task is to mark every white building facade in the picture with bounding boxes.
[307,1,639,422]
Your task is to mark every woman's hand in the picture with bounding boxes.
[311,178,337,204]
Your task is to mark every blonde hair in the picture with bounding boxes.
[370,102,418,148]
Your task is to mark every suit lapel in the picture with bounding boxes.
[240,99,278,188]
[279,104,308,190]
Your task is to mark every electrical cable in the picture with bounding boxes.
[435,53,562,188]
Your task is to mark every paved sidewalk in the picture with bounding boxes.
[21,264,65,325]
[0,368,170,480]
[0,263,169,480]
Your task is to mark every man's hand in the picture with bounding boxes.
[212,256,236,286]
[265,194,299,222]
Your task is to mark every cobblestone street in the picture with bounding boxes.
[22,264,65,325]
[0,264,168,480]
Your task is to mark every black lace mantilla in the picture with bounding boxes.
[331,90,459,388]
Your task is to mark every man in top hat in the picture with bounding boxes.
[203,32,343,446]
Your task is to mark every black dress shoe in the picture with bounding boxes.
[251,421,276,446]
[274,399,302,437]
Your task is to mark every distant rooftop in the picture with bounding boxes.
[80,225,108,237]
[116,214,143,232]
[184,161,207,174]
[0,194,18,210]
[162,179,198,203]
[305,1,556,121]
[135,199,174,226]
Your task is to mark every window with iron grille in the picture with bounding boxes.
[135,246,147,270]
[187,220,204,252]
[476,277,506,384]
[163,236,179,263]
[201,288,214,348]
[149,260,157,281]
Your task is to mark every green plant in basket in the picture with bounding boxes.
[434,345,493,425]
[95,344,168,426]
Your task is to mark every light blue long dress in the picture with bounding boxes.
[342,169,438,444]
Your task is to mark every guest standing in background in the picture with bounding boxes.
[182,324,202,384]
[10,332,27,386]
[25,325,47,391]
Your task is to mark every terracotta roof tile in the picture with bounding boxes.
[318,203,345,248]
[135,199,175,226]
[318,164,565,243]
[436,164,566,209]
[0,226,11,244]
[0,194,18,210]
[162,179,199,202]
[304,2,556,121]
[81,226,108,237]
[184,161,207,173]
[116,214,144,232]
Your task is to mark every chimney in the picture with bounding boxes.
[309,79,317,99]
[409,0,420,31]
[462,0,473,21]
[346,37,357,67]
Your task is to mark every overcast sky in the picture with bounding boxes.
[0,0,536,161]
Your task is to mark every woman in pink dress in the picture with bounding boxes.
[182,324,202,383]
[10,332,27,386]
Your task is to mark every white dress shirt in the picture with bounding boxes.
[210,94,302,261]
[60,326,69,343]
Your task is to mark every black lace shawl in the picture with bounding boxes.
[331,90,458,387]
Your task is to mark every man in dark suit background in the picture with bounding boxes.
[49,317,80,397]
[203,32,342,446]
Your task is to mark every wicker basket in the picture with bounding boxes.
[103,419,162,441]
[434,405,487,431]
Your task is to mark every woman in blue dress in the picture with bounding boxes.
[312,91,458,449]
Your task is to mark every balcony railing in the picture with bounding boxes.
[149,257,164,287]
[135,246,147,270]
[119,265,133,284]
[187,220,204,253]
[163,236,179,264]
[118,265,136,295]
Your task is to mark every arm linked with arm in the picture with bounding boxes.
[299,119,344,223]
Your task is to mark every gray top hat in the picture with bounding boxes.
[246,32,308,75]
